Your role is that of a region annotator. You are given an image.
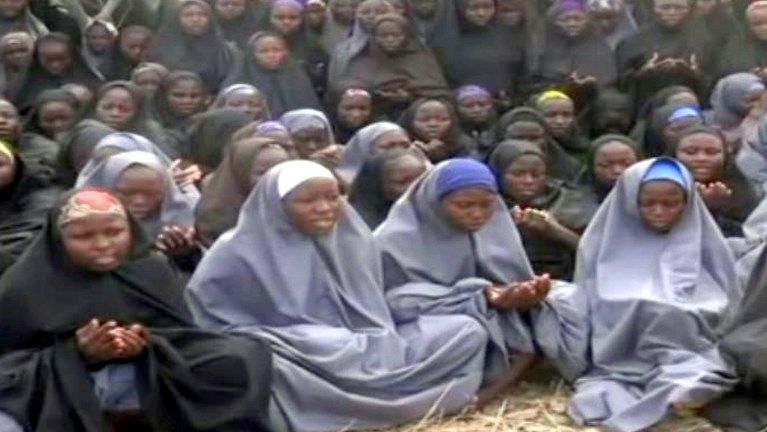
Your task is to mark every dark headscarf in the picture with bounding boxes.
[398,98,476,162]
[223,31,322,116]
[497,107,582,181]
[642,102,703,157]
[178,108,252,170]
[717,4,767,76]
[214,0,270,49]
[581,133,639,202]
[582,88,634,138]
[0,189,273,431]
[151,70,208,131]
[147,0,239,92]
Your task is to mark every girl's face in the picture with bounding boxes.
[464,0,496,26]
[223,91,268,120]
[60,213,132,272]
[555,10,589,38]
[249,145,290,187]
[292,126,330,157]
[413,100,452,141]
[96,88,137,129]
[271,3,304,35]
[654,0,690,29]
[86,23,115,54]
[638,180,687,232]
[115,166,166,221]
[38,41,72,76]
[748,7,767,41]
[374,20,407,54]
[253,35,289,70]
[3,39,33,68]
[503,154,547,203]
[330,0,359,25]
[180,4,212,36]
[675,132,725,183]
[215,0,247,20]
[381,153,426,201]
[441,187,498,232]
[337,92,372,128]
[457,94,493,125]
[374,130,410,152]
[167,78,206,116]
[505,120,547,149]
[410,0,438,17]
[39,100,77,138]
[593,141,637,187]
[305,3,327,30]
[0,153,15,190]
[497,0,524,27]
[0,101,20,142]
[284,177,342,235]
[539,98,575,139]
[119,31,151,62]
[133,70,163,94]
[357,0,394,32]
[662,117,702,148]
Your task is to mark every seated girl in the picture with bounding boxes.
[280,108,342,166]
[336,121,411,185]
[488,140,596,280]
[212,83,272,122]
[455,85,498,160]
[374,158,590,401]
[398,98,476,162]
[0,188,272,431]
[568,157,741,432]
[579,134,640,205]
[187,160,489,431]
[151,71,209,131]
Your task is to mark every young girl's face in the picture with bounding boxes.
[555,10,589,38]
[357,0,394,32]
[96,88,137,129]
[0,101,20,142]
[374,130,410,152]
[39,100,77,138]
[305,3,327,29]
[60,212,132,272]
[457,94,493,125]
[374,20,407,54]
[133,70,163,94]
[497,0,524,27]
[638,180,686,232]
[505,120,547,150]
[336,92,372,128]
[215,0,247,20]
[249,145,290,187]
[284,178,342,235]
[441,187,498,232]
[167,78,206,116]
[503,154,547,203]
[413,100,452,141]
[223,91,268,120]
[253,35,289,70]
[675,132,725,183]
[115,166,166,221]
[381,153,426,201]
[292,127,330,157]
[463,0,496,26]
[539,97,575,140]
[38,40,72,76]
[180,3,212,36]
[593,141,637,187]
[330,0,359,25]
[271,2,304,35]
[86,23,115,54]
[119,31,151,63]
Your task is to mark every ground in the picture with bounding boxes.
[380,365,728,432]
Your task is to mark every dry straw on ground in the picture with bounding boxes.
[379,365,726,432]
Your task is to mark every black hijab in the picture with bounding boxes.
[178,108,252,170]
[0,189,273,431]
[151,70,208,131]
[580,133,639,202]
[398,97,476,162]
[215,0,270,49]
[223,31,322,116]
[147,0,239,92]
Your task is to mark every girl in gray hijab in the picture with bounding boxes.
[186,159,490,432]
[568,157,741,432]
[336,120,410,185]
[374,158,590,403]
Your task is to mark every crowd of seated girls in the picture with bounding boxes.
[5,0,767,431]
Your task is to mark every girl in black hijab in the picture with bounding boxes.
[151,71,208,131]
[213,0,270,49]
[147,0,240,93]
[578,133,639,204]
[0,187,273,431]
[398,97,476,162]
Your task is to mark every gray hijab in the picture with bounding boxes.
[77,151,198,236]
[737,116,767,191]
[279,108,335,143]
[337,121,405,185]
[186,160,489,432]
[568,158,740,432]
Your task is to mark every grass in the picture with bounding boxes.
[379,364,725,432]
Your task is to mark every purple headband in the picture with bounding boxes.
[456,85,491,101]
[257,121,289,134]
[558,0,586,13]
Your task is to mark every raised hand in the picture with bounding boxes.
[156,225,196,255]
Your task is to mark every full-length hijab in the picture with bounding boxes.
[568,158,740,432]
[0,191,272,431]
[187,160,488,431]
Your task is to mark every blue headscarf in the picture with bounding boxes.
[436,158,498,199]
[640,157,690,190]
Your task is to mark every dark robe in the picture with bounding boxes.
[0,194,273,431]
[223,33,322,116]
[537,23,617,86]
[176,108,252,171]
[216,0,269,49]
[146,0,240,93]
[718,27,767,77]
